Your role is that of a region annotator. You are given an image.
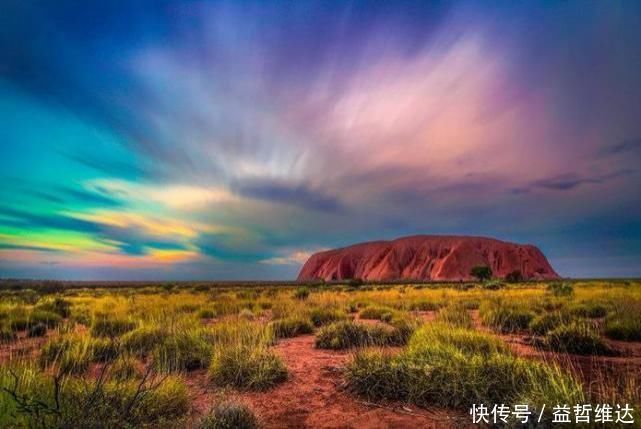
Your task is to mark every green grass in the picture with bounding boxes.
[480,302,535,333]
[346,323,585,411]
[209,345,287,390]
[120,326,168,357]
[269,317,314,338]
[359,306,395,321]
[543,322,615,356]
[0,364,189,428]
[315,321,381,349]
[152,331,212,372]
[90,317,137,338]
[309,308,347,327]
[200,401,258,429]
[604,301,641,342]
[434,304,473,328]
[529,312,571,335]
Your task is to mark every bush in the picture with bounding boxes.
[505,270,523,282]
[529,312,570,336]
[346,324,585,410]
[568,303,608,319]
[481,280,505,290]
[198,308,216,319]
[27,323,47,338]
[0,326,17,343]
[309,308,346,327]
[543,322,615,355]
[359,306,395,320]
[39,334,94,374]
[471,265,492,281]
[315,321,387,349]
[209,345,287,390]
[28,310,62,328]
[408,300,441,311]
[153,331,212,372]
[120,326,167,357]
[269,317,314,338]
[548,282,574,297]
[293,287,310,300]
[110,355,139,380]
[35,297,71,318]
[480,303,535,333]
[200,401,258,429]
[90,337,119,362]
[91,317,137,338]
[604,309,641,342]
[0,367,190,427]
[434,305,473,328]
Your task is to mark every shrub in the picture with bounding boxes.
[27,323,47,338]
[90,337,119,362]
[346,324,585,410]
[548,282,574,297]
[434,305,473,328]
[0,367,190,427]
[529,312,570,336]
[120,326,167,357]
[309,308,346,327]
[359,306,395,320]
[408,300,441,311]
[198,308,216,319]
[293,287,310,300]
[153,331,212,372]
[604,312,641,342]
[28,310,62,328]
[480,303,535,333]
[269,317,314,338]
[471,265,492,281]
[481,280,505,290]
[35,297,71,318]
[91,317,137,338]
[200,401,258,429]
[209,345,287,390]
[0,326,17,343]
[505,270,523,282]
[544,322,615,355]
[110,355,139,380]
[315,321,388,349]
[39,334,94,374]
[568,303,608,319]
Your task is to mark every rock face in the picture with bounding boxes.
[297,235,560,281]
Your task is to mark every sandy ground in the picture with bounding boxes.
[2,311,640,428]
[187,334,467,428]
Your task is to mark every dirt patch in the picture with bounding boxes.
[187,335,466,428]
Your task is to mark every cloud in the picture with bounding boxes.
[529,170,632,192]
[600,138,641,156]
[260,250,316,265]
[85,179,235,210]
[235,180,342,212]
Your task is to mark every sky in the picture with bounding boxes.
[1,1,641,280]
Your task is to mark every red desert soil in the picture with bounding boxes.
[188,334,468,429]
[298,235,559,282]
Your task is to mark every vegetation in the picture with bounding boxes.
[542,321,615,355]
[471,265,492,281]
[209,345,287,390]
[200,401,258,429]
[346,323,585,412]
[0,279,639,428]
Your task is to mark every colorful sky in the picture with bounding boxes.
[1,1,641,280]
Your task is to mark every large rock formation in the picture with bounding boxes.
[297,235,560,281]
